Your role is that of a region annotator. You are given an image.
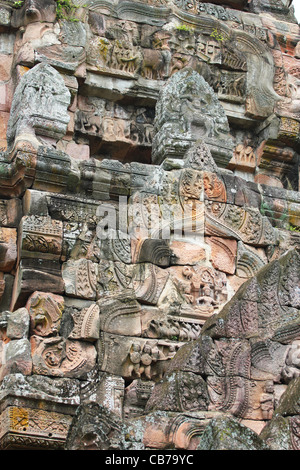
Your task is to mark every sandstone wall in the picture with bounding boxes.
[0,0,299,450]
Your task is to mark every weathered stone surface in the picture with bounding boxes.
[97,333,181,381]
[0,404,73,450]
[6,63,70,151]
[19,215,63,261]
[68,303,100,341]
[198,416,270,450]
[11,0,57,28]
[0,228,17,273]
[98,291,141,336]
[26,291,64,338]
[62,259,98,300]
[0,373,80,406]
[11,259,64,311]
[0,339,32,381]
[6,308,30,340]
[152,68,234,167]
[260,378,300,450]
[65,403,125,450]
[146,248,300,423]
[80,368,125,418]
[206,236,237,274]
[0,0,299,452]
[0,199,22,228]
[31,335,97,379]
[123,410,230,450]
[145,370,209,413]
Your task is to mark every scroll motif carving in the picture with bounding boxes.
[68,303,100,341]
[31,336,97,378]
[291,416,300,451]
[20,216,63,260]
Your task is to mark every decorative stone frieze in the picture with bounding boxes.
[0,0,299,451]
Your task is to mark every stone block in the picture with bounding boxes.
[0,198,22,228]
[6,308,30,340]
[0,405,73,450]
[132,263,170,306]
[11,259,64,311]
[0,338,32,381]
[0,6,11,28]
[0,0,298,451]
[0,82,11,113]
[152,68,233,167]
[0,274,14,312]
[0,54,12,81]
[31,335,97,379]
[145,370,209,413]
[170,239,207,265]
[0,373,80,406]
[141,306,202,342]
[97,332,182,381]
[33,146,80,194]
[97,291,141,337]
[6,63,70,151]
[59,141,90,161]
[22,189,49,217]
[19,215,63,261]
[123,378,154,419]
[206,236,237,275]
[0,228,17,273]
[11,0,57,28]
[198,416,269,450]
[65,403,125,450]
[26,291,64,338]
[62,259,98,300]
[81,369,124,418]
[68,303,100,341]
[161,264,228,321]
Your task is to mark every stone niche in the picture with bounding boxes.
[151,67,234,168]
[0,0,299,452]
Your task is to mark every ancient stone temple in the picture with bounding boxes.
[0,0,299,451]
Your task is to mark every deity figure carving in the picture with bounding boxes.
[259,381,275,420]
[31,335,97,378]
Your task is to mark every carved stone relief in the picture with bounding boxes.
[6,63,70,151]
[152,67,234,167]
[0,0,299,451]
